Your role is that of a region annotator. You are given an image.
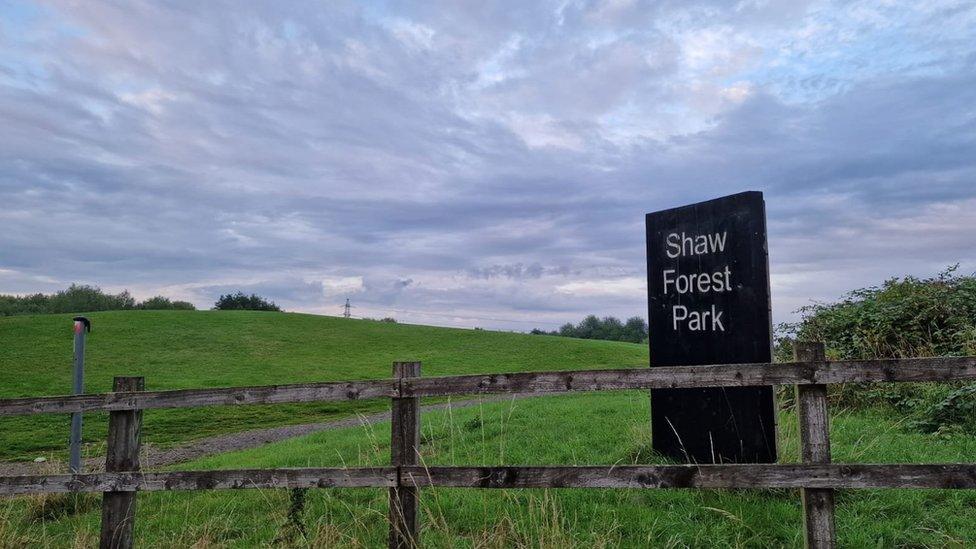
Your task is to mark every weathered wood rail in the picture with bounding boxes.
[4,464,976,496]
[1,345,974,548]
[2,356,973,416]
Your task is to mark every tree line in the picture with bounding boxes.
[0,285,285,316]
[0,284,195,316]
[532,315,648,344]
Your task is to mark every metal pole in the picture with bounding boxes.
[69,316,90,474]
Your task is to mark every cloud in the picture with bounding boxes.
[321,276,365,296]
[467,263,572,280]
[556,277,645,297]
[0,0,974,330]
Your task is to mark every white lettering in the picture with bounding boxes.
[666,233,681,259]
[712,306,724,331]
[672,305,687,330]
[708,231,727,253]
[683,233,695,255]
[663,269,675,294]
[662,230,731,332]
[671,304,726,332]
[662,266,732,295]
[664,231,728,258]
[696,273,709,293]
[694,235,707,255]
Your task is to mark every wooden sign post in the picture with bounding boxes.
[645,191,777,463]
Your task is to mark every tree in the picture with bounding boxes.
[213,292,281,312]
[47,284,135,313]
[623,316,649,343]
[599,316,625,341]
[577,315,602,339]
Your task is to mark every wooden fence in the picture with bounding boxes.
[1,342,975,548]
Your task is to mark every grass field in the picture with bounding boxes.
[3,392,975,547]
[0,311,647,461]
[2,311,975,546]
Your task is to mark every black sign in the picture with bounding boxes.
[645,191,777,463]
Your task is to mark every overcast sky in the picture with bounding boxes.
[1,1,974,330]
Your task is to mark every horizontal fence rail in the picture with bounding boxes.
[0,380,396,416]
[3,348,976,548]
[0,468,399,496]
[4,464,976,497]
[401,357,976,398]
[2,356,975,416]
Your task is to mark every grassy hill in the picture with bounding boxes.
[0,311,647,461]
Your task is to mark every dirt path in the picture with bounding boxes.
[0,394,528,477]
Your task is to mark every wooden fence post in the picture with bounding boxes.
[794,343,836,549]
[100,376,144,549]
[390,362,421,549]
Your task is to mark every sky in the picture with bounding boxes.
[1,0,974,331]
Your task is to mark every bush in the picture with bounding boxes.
[785,265,976,359]
[780,266,976,432]
[912,385,976,434]
[213,292,281,312]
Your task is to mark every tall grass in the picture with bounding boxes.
[4,392,971,546]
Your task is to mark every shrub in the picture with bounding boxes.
[780,266,976,431]
[912,385,976,434]
[785,265,976,359]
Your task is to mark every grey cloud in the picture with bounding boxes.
[466,263,573,280]
[1,0,974,329]
[197,279,325,306]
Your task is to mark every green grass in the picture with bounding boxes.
[0,311,647,461]
[3,311,974,546]
[2,392,975,547]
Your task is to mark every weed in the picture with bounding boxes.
[464,416,484,433]
[912,384,976,433]
[24,493,99,523]
[273,488,308,545]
